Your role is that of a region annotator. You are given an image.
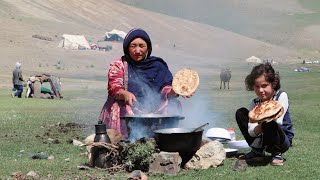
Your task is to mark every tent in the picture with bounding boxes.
[104,29,126,41]
[26,74,63,99]
[58,34,90,50]
[245,56,263,64]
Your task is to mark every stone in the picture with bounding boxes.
[26,171,39,179]
[148,152,182,176]
[184,141,226,169]
[128,170,148,180]
[233,159,248,171]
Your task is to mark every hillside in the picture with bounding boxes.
[119,0,320,53]
[0,0,307,89]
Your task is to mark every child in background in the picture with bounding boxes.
[235,63,294,166]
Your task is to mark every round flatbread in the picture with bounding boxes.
[172,69,199,96]
[249,100,284,123]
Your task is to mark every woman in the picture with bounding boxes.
[99,28,188,136]
[236,63,294,166]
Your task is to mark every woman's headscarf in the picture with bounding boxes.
[122,28,173,111]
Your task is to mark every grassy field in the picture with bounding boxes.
[0,64,319,179]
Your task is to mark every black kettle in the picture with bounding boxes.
[94,121,111,143]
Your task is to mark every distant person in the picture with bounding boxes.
[26,76,36,98]
[99,28,193,136]
[235,63,294,166]
[12,62,24,98]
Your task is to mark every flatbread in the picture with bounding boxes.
[258,107,284,123]
[249,100,284,123]
[172,69,199,96]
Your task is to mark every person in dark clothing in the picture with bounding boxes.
[12,62,24,98]
[236,63,294,166]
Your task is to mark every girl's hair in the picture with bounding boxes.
[245,62,281,91]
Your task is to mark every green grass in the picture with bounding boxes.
[299,0,320,12]
[0,64,320,179]
[287,0,320,27]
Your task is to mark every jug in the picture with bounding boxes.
[94,121,111,143]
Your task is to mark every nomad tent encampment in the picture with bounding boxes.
[58,34,90,50]
[245,56,263,64]
[104,29,126,41]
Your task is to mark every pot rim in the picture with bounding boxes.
[154,127,204,134]
[121,114,185,120]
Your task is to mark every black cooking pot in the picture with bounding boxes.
[121,114,185,139]
[121,114,185,126]
[153,128,203,152]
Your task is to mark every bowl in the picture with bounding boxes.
[207,137,231,143]
[205,128,231,140]
[227,140,250,149]
[225,148,238,157]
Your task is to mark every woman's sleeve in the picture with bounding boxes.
[275,92,289,125]
[107,59,125,97]
[160,85,178,99]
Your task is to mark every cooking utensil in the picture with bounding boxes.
[153,127,204,167]
[94,121,111,143]
[121,114,185,138]
[121,114,185,119]
[192,123,209,132]
[153,127,203,152]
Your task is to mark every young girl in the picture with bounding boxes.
[236,63,294,166]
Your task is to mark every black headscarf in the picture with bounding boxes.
[122,28,173,111]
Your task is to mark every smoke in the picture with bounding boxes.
[180,95,219,129]
[127,120,156,142]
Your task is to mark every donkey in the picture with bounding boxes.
[220,68,231,89]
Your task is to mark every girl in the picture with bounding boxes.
[236,63,294,166]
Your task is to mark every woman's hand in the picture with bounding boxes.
[168,88,195,98]
[181,92,195,98]
[117,89,137,106]
[168,88,178,97]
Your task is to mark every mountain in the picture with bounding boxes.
[0,0,312,88]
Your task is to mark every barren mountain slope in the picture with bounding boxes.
[0,0,302,88]
[120,0,320,52]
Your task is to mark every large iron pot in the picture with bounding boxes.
[121,114,185,127]
[153,128,203,153]
[121,114,185,138]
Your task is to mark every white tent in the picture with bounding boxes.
[245,56,263,64]
[104,29,127,41]
[58,34,90,50]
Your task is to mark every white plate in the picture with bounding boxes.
[228,140,250,149]
[225,148,238,153]
[208,137,231,143]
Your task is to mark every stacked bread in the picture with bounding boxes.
[249,100,284,123]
